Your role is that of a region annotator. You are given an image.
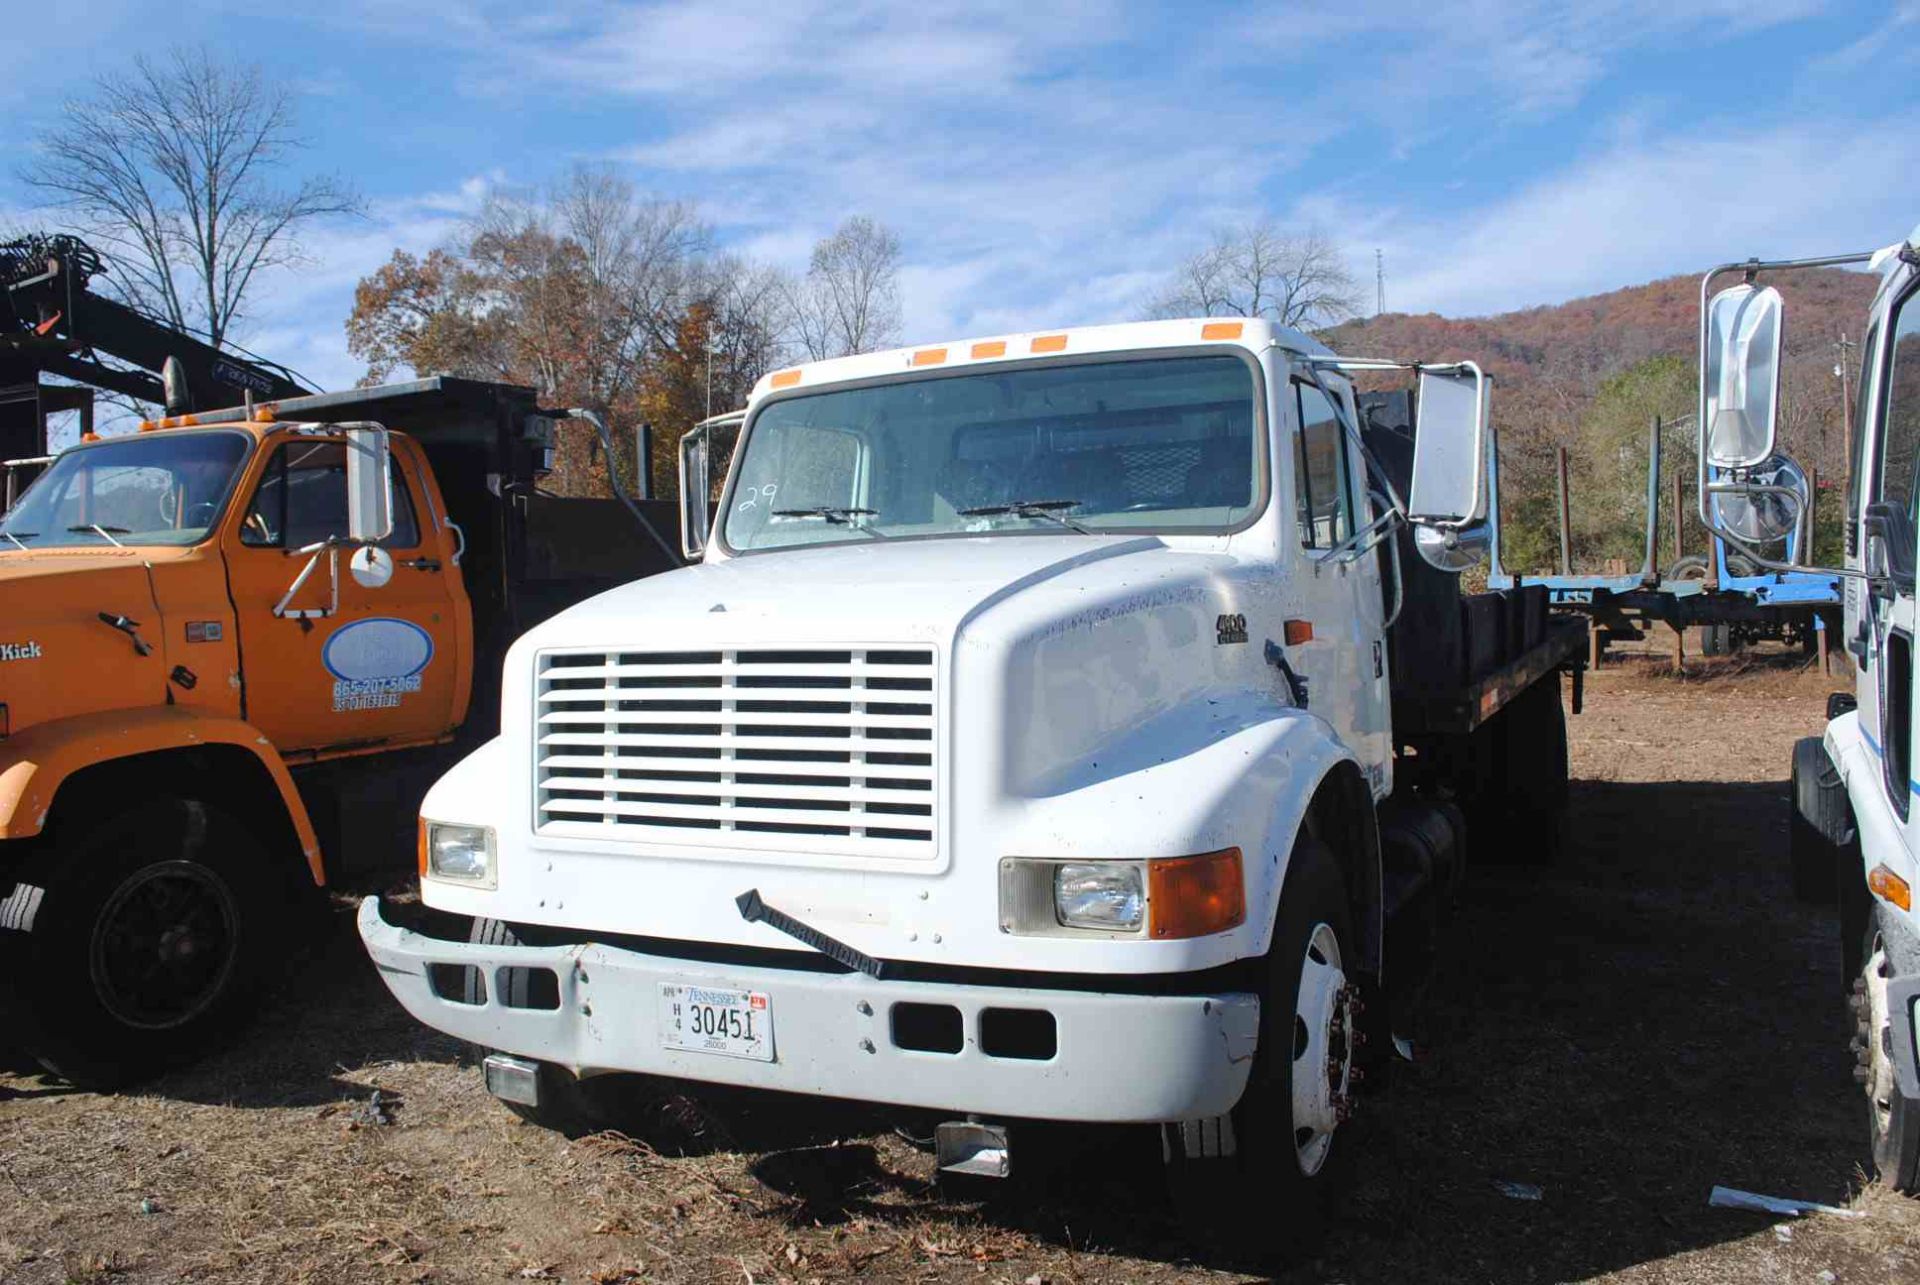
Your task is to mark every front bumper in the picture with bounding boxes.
[359,897,1261,1123]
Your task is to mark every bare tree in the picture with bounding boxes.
[550,166,709,414]
[21,47,360,350]
[1150,223,1362,330]
[785,216,903,359]
[701,254,791,404]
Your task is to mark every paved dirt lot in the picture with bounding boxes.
[6,657,1920,1284]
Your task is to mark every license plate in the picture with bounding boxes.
[657,984,773,1061]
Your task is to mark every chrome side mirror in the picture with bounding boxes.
[342,423,394,545]
[1412,518,1490,573]
[349,545,395,589]
[679,420,711,560]
[1407,364,1488,527]
[1702,284,1783,470]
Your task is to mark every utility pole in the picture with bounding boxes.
[705,323,717,421]
[1375,250,1385,317]
[1835,331,1857,459]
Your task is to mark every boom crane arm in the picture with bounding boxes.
[0,233,312,414]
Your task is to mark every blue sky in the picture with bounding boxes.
[3,0,1916,398]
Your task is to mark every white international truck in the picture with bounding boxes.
[357,317,1582,1256]
[1727,223,1920,1193]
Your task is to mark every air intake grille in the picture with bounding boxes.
[534,647,937,859]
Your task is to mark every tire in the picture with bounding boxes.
[1789,737,1847,904]
[1702,623,1731,656]
[1854,906,1920,1193]
[1667,555,1709,582]
[1163,838,1359,1264]
[467,917,604,1134]
[2,799,285,1088]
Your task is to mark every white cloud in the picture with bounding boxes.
[1334,119,1919,319]
[4,0,1900,408]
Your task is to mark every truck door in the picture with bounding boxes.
[1286,375,1394,792]
[1861,274,1920,846]
[220,434,464,756]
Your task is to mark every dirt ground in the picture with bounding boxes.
[7,655,1920,1284]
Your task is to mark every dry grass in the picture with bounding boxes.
[3,652,1916,1283]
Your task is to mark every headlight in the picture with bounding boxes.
[999,849,1245,939]
[422,820,496,887]
[1054,863,1144,931]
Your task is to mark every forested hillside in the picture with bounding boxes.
[1324,268,1878,575]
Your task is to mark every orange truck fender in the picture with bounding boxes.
[0,706,324,883]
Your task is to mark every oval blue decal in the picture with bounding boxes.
[323,617,434,682]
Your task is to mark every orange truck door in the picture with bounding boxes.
[220,434,464,756]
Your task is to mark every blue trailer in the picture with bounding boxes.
[1480,416,1840,666]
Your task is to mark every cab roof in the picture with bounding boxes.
[749,317,1337,402]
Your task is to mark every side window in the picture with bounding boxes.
[1878,291,1920,521]
[1294,381,1353,549]
[240,442,420,550]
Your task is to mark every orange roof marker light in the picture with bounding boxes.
[1201,321,1244,341]
[770,369,802,389]
[911,347,948,367]
[1030,334,1068,354]
[970,340,1007,359]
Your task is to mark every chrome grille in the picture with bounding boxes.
[534,646,937,858]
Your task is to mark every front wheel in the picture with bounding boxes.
[1164,837,1358,1263]
[1855,907,1920,1192]
[4,799,284,1088]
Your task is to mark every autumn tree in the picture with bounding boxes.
[785,216,903,360]
[1150,223,1361,330]
[23,47,359,352]
[347,249,508,385]
[346,168,786,499]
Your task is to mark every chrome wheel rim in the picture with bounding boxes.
[1863,933,1896,1140]
[1291,921,1354,1177]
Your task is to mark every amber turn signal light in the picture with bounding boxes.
[1870,863,1912,912]
[416,819,430,878]
[1148,848,1246,939]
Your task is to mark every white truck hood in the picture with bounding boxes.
[518,532,1175,651]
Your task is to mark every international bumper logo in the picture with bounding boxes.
[0,641,41,662]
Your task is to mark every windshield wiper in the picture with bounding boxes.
[1,531,33,550]
[67,524,130,546]
[772,506,890,538]
[959,498,1092,534]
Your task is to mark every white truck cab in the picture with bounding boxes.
[1733,224,1920,1193]
[361,316,1574,1258]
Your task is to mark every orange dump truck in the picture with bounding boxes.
[0,378,684,1084]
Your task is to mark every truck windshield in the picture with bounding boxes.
[0,430,250,549]
[722,353,1261,553]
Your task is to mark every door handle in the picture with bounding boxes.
[400,557,441,572]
